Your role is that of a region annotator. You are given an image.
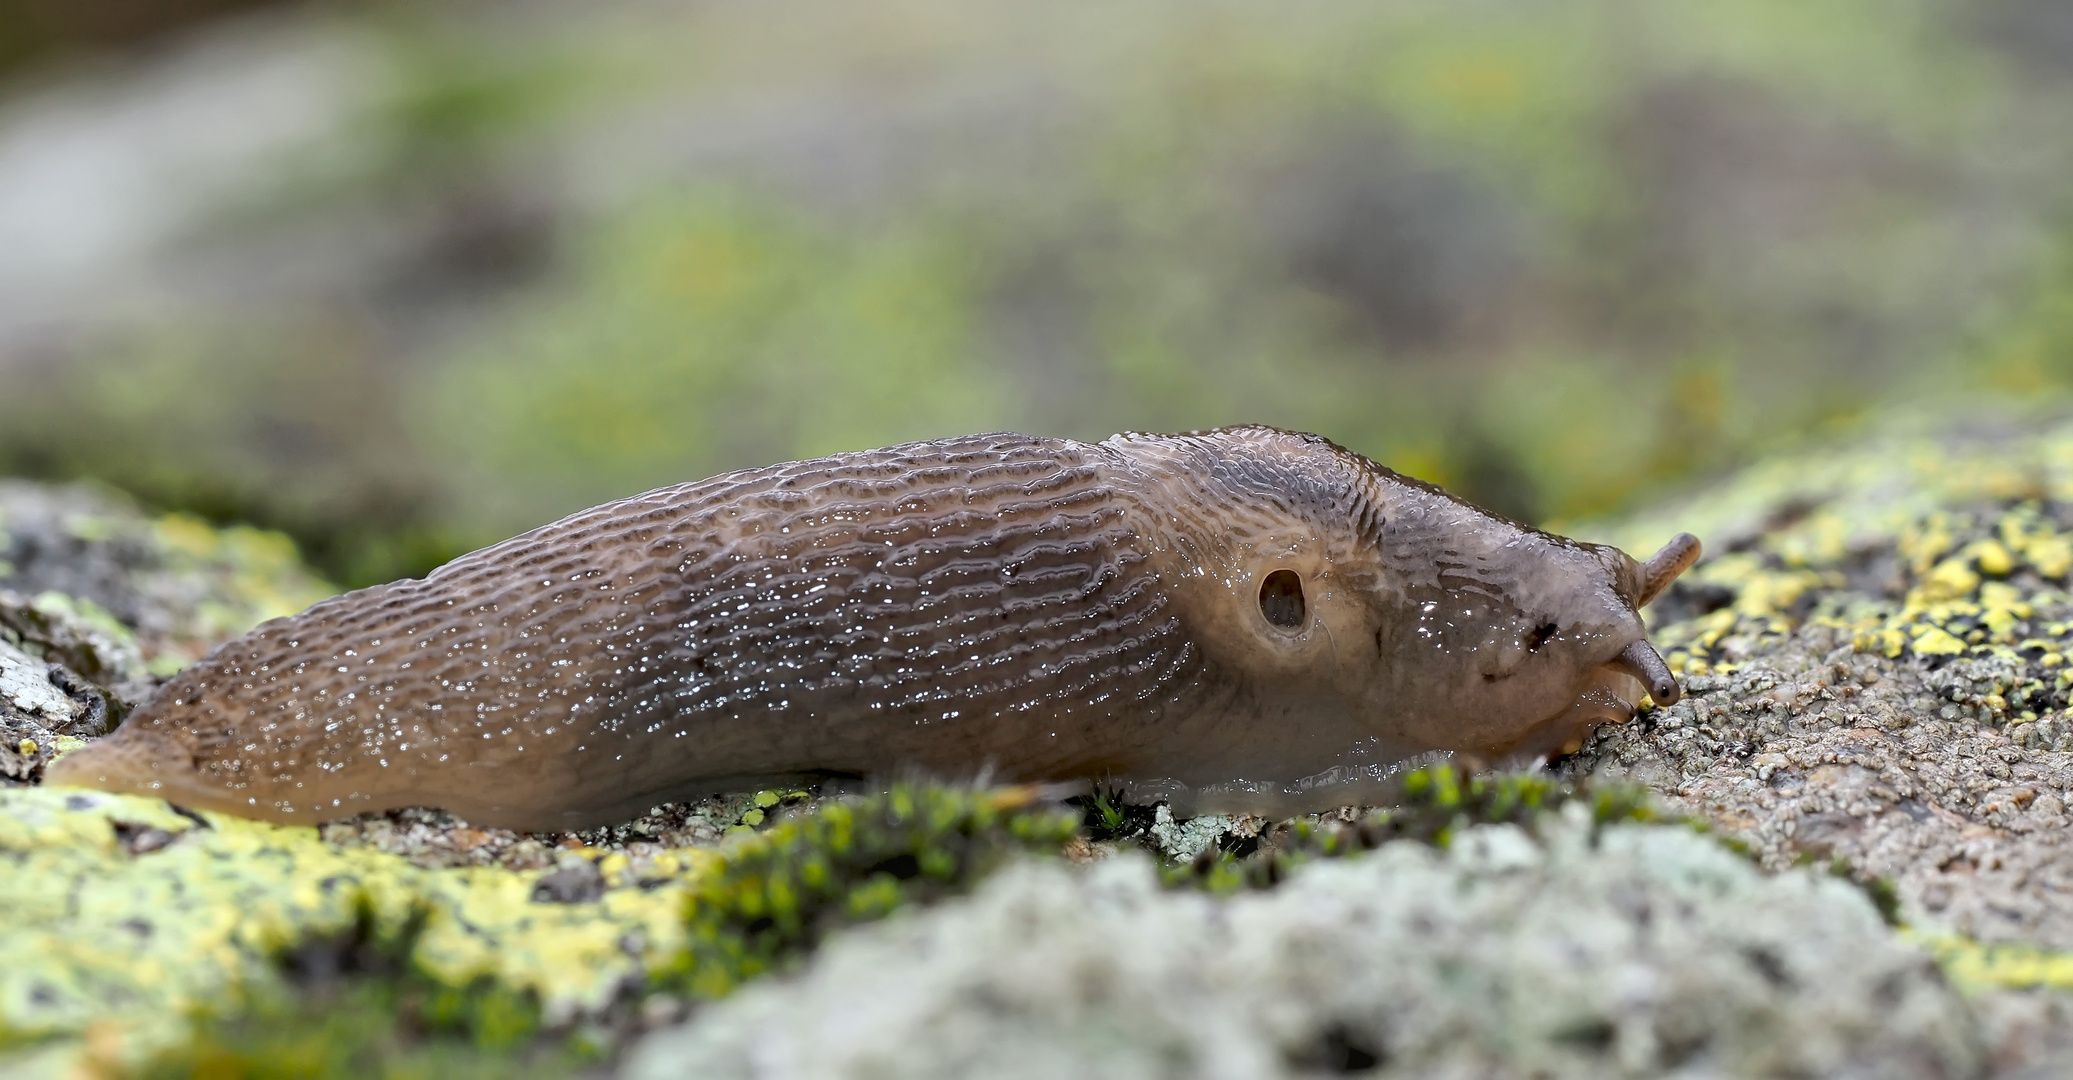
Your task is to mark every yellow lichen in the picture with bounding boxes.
[2030,536,2073,579]
[0,786,720,1074]
[1901,515,1952,573]
[1914,933,2073,994]
[1913,556,1982,605]
[147,513,339,650]
[1992,503,2073,580]
[1978,582,2035,642]
[1975,538,2015,577]
[150,514,224,560]
[1770,507,1851,568]
[1909,626,1968,656]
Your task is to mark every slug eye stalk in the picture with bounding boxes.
[1635,533,1703,608]
[1612,639,1680,706]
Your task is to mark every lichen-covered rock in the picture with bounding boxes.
[0,482,335,789]
[0,783,722,1077]
[1561,407,2073,953]
[27,406,2073,1076]
[310,790,816,873]
[623,809,1981,1080]
[0,481,334,665]
[0,767,1071,1077]
[0,590,148,783]
[0,491,728,1073]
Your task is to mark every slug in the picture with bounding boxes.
[47,427,1699,831]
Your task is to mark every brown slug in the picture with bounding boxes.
[47,427,1699,831]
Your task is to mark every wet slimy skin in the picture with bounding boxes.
[47,427,1700,830]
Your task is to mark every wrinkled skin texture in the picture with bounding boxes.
[47,428,1695,830]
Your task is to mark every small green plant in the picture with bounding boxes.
[1070,786,1159,842]
[139,979,580,1080]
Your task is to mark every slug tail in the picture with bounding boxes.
[42,727,201,803]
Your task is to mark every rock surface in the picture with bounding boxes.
[19,406,2073,1076]
[0,783,723,1076]
[0,481,332,787]
[618,404,2073,1079]
[625,811,1978,1080]
[0,486,782,1076]
[1563,407,2073,952]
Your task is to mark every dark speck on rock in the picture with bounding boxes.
[114,823,176,855]
[532,860,606,904]
[1290,1021,1385,1073]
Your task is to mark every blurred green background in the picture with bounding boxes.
[2,0,2072,587]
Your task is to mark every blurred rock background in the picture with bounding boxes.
[2,0,2072,587]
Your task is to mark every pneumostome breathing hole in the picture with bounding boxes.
[1259,569,1306,629]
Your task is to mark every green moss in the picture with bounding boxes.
[1072,787,1161,843]
[1851,865,1904,928]
[659,784,1080,1000]
[0,782,1080,1075]
[1172,765,1664,893]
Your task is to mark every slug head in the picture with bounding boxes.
[1351,520,1701,763]
[1115,427,1701,770]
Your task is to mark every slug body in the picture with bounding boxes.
[49,428,1698,830]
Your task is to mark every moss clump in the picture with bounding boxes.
[1070,787,1161,843]
[659,784,1081,999]
[1377,764,1662,844]
[1174,765,1663,893]
[1813,856,1904,928]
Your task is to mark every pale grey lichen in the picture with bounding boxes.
[623,807,1982,1080]
[0,638,74,723]
[1144,804,1247,862]
[0,590,145,783]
